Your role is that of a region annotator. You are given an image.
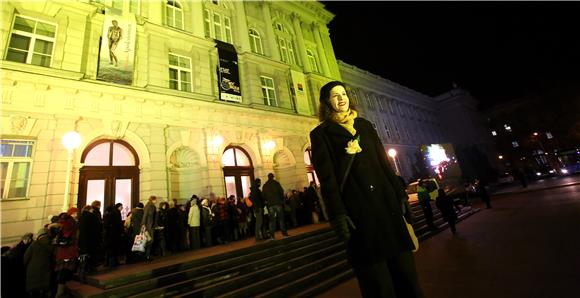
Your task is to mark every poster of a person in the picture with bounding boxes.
[108,20,122,67]
[97,14,136,85]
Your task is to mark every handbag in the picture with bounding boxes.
[131,226,147,252]
[403,217,419,252]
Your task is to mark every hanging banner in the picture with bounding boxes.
[97,11,136,85]
[290,69,310,115]
[216,40,242,103]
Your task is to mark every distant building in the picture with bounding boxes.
[0,0,492,245]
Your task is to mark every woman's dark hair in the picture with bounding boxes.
[318,80,357,122]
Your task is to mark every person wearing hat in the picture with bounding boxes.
[23,228,54,297]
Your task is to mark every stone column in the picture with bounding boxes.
[190,0,205,38]
[318,25,341,80]
[261,1,280,61]
[291,13,311,73]
[312,22,331,76]
[234,1,251,52]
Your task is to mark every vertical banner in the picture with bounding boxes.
[97,11,136,85]
[290,69,310,115]
[216,40,242,102]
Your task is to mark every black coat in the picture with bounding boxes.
[78,210,102,255]
[310,118,414,266]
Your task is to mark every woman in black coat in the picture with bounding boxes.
[310,81,422,297]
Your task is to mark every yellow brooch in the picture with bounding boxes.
[345,136,362,154]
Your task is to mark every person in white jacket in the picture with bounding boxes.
[187,196,201,250]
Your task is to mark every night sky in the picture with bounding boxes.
[322,1,580,110]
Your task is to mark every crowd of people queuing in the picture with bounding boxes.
[0,174,326,298]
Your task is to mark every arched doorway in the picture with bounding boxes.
[78,140,139,218]
[222,146,253,199]
[304,148,319,185]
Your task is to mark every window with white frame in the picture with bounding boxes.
[169,53,192,92]
[260,76,278,107]
[306,49,319,72]
[5,15,57,67]
[249,29,263,55]
[203,9,232,43]
[99,0,140,13]
[166,0,184,29]
[1,139,34,200]
[383,119,392,141]
[275,23,297,65]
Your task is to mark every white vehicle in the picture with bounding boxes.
[497,173,515,184]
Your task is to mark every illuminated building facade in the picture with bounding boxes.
[0,0,492,244]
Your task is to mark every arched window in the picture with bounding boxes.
[166,0,184,30]
[79,140,139,219]
[249,29,264,55]
[304,148,319,185]
[222,146,253,199]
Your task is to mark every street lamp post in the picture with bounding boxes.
[61,131,81,212]
[387,148,400,175]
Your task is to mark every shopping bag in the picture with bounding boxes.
[131,226,147,252]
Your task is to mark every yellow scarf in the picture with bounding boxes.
[331,109,357,136]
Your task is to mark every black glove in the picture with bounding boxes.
[330,215,356,242]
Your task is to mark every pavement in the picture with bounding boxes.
[317,175,580,298]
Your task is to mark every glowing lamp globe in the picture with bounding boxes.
[387,148,397,158]
[62,131,81,151]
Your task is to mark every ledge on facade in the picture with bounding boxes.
[248,103,300,116]
[1,60,84,81]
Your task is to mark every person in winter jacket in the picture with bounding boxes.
[24,228,54,297]
[187,196,201,249]
[435,189,458,235]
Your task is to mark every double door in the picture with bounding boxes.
[77,166,139,218]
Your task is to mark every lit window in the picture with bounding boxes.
[84,141,136,166]
[249,29,264,55]
[168,53,192,92]
[512,141,519,148]
[166,0,184,30]
[504,124,512,132]
[5,15,57,67]
[260,76,277,107]
[203,9,232,43]
[491,130,497,136]
[1,139,34,199]
[222,147,251,167]
[306,50,319,72]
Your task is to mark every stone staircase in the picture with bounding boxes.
[67,201,477,298]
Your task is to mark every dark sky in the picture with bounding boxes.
[322,1,580,110]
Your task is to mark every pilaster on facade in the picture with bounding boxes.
[291,12,311,73]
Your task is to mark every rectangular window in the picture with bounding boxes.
[213,14,222,41]
[260,76,277,107]
[204,10,232,43]
[278,38,288,63]
[168,53,192,92]
[287,40,296,65]
[223,17,232,43]
[5,15,57,67]
[1,139,34,200]
[307,50,319,72]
